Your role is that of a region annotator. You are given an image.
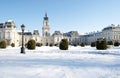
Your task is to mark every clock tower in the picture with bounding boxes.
[42,13,51,46]
[42,13,50,37]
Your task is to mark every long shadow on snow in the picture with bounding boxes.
[86,51,120,56]
[0,58,120,68]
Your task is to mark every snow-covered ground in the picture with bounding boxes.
[0,46,120,78]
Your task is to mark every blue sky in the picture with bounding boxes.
[0,0,120,34]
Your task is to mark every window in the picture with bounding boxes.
[46,32,47,36]
[57,38,59,41]
[0,25,3,28]
[114,35,116,39]
[7,25,11,28]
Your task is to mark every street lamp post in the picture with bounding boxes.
[21,24,25,54]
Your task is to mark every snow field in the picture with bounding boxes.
[0,46,120,78]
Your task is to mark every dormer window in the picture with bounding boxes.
[7,25,11,28]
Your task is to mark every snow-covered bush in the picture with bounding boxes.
[107,41,113,45]
[91,42,96,47]
[11,43,15,47]
[0,40,6,48]
[73,44,77,47]
[80,43,85,47]
[107,41,113,48]
[114,41,119,46]
[96,38,107,50]
[36,43,42,47]
[27,39,36,50]
[49,43,53,47]
[54,43,59,46]
[59,39,68,50]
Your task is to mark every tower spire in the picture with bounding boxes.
[45,12,47,17]
[44,12,48,20]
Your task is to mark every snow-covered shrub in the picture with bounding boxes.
[59,39,68,50]
[36,43,42,47]
[49,43,53,47]
[54,43,59,46]
[114,41,119,46]
[0,40,6,48]
[80,43,85,47]
[107,41,113,45]
[27,39,36,50]
[11,43,15,47]
[73,44,77,47]
[107,41,113,48]
[96,38,107,50]
[91,42,96,47]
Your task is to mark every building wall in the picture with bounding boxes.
[53,35,63,45]
[79,24,120,45]
[0,20,20,46]
[102,25,120,43]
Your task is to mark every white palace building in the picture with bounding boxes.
[0,13,70,46]
[0,14,120,46]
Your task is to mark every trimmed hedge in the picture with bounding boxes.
[59,39,68,50]
[0,40,6,48]
[91,42,96,47]
[54,43,58,46]
[11,43,15,47]
[96,38,107,50]
[73,44,77,47]
[49,43,53,47]
[27,39,36,50]
[107,41,113,45]
[80,43,85,47]
[36,43,42,47]
[114,41,119,46]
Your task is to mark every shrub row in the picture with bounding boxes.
[107,41,120,46]
[1,39,119,51]
[73,43,85,47]
[0,41,15,48]
[36,43,42,47]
